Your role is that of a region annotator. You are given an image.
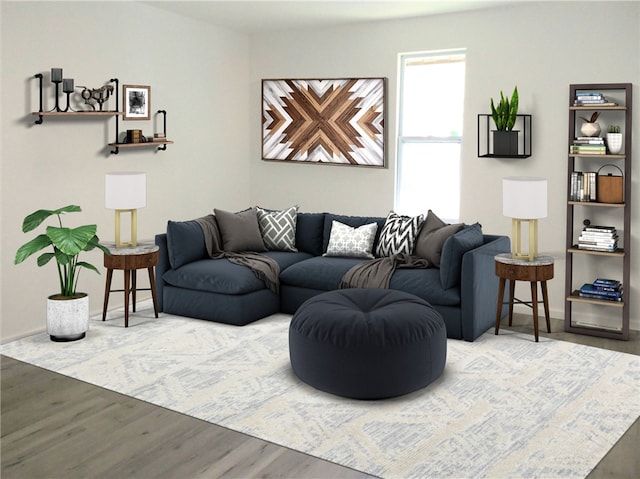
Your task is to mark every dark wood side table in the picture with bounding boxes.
[102,242,159,327]
[494,253,554,342]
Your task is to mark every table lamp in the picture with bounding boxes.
[503,176,547,261]
[105,172,146,247]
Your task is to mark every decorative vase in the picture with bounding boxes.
[606,133,623,154]
[492,130,519,156]
[47,293,89,341]
[580,122,601,137]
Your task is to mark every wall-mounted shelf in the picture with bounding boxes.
[477,114,532,158]
[109,110,172,154]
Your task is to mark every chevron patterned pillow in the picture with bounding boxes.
[256,205,299,252]
[375,211,425,257]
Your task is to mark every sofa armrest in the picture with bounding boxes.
[155,233,170,312]
[459,234,511,341]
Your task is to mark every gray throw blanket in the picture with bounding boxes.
[195,215,280,294]
[340,254,431,289]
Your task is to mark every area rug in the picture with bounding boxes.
[2,303,639,479]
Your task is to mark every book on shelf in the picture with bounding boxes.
[579,283,623,301]
[570,145,606,154]
[594,278,621,287]
[583,225,616,232]
[569,171,597,201]
[574,137,604,144]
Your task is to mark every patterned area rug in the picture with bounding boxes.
[2,303,639,479]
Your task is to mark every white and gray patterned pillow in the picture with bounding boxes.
[256,205,298,252]
[375,211,425,257]
[323,220,378,259]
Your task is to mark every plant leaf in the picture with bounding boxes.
[14,234,52,264]
[77,261,100,275]
[47,225,97,256]
[21,205,81,233]
[36,252,56,267]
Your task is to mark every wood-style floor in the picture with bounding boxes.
[2,314,638,479]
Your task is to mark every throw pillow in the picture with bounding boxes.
[214,207,266,252]
[323,220,378,259]
[440,222,484,289]
[414,210,463,266]
[166,219,208,269]
[256,205,298,252]
[375,211,424,257]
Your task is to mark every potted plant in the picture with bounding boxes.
[14,205,110,341]
[490,86,519,156]
[606,125,623,154]
[579,111,601,137]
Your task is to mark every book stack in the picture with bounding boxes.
[578,225,618,252]
[570,137,606,155]
[573,91,618,107]
[579,278,623,301]
[153,133,166,142]
[569,171,596,201]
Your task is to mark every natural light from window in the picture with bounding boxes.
[395,50,466,222]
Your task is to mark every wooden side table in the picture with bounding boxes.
[102,242,159,327]
[494,253,554,342]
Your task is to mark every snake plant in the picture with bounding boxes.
[490,86,519,131]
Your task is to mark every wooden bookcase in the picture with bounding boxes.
[564,83,632,340]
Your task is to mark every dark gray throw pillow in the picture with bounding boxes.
[214,207,266,252]
[414,210,463,266]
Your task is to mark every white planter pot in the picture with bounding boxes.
[607,133,623,154]
[580,122,601,137]
[47,293,89,341]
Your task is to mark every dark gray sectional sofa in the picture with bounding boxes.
[155,211,510,341]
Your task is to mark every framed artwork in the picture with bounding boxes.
[123,84,150,120]
[262,78,386,167]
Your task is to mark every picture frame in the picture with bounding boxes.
[262,78,387,167]
[122,84,150,120]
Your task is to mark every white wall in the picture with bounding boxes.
[1,1,251,341]
[248,2,640,330]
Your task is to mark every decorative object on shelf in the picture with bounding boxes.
[490,86,519,156]
[14,205,110,341]
[596,164,624,203]
[126,129,145,144]
[78,83,114,111]
[262,78,386,167]
[105,172,147,248]
[477,114,531,158]
[579,111,601,137]
[606,125,623,154]
[50,67,63,112]
[502,176,547,261]
[123,84,151,120]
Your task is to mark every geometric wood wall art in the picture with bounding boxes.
[262,78,386,167]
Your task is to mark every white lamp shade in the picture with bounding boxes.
[503,176,547,219]
[105,172,146,210]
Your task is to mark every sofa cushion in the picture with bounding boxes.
[440,223,484,289]
[214,207,266,252]
[166,219,208,269]
[322,214,386,253]
[375,211,424,257]
[280,256,365,291]
[256,205,298,252]
[414,210,463,266]
[323,221,378,259]
[296,212,325,256]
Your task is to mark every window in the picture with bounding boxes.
[396,50,466,222]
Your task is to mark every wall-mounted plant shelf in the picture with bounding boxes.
[477,114,532,158]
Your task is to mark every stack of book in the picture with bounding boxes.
[570,137,606,155]
[579,278,623,302]
[569,171,597,201]
[578,225,618,252]
[573,91,618,107]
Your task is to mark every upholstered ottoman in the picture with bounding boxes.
[289,288,447,399]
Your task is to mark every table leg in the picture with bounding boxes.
[124,269,130,328]
[541,280,551,333]
[148,267,159,318]
[132,269,137,313]
[102,268,113,321]
[508,279,515,326]
[531,281,539,342]
[495,277,506,335]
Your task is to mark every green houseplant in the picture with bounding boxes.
[490,86,519,156]
[15,205,110,341]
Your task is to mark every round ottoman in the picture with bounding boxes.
[289,288,447,399]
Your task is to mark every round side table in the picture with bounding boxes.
[494,253,554,342]
[102,242,159,327]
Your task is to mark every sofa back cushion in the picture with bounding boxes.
[166,219,208,269]
[295,212,326,256]
[440,223,484,289]
[322,214,386,254]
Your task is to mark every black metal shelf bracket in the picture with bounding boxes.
[34,73,44,124]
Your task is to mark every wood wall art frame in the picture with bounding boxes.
[262,78,386,167]
[123,84,150,120]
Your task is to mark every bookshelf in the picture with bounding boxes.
[564,83,632,340]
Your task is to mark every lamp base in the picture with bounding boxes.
[511,218,538,261]
[114,209,138,248]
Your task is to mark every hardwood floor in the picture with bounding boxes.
[2,314,638,479]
